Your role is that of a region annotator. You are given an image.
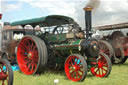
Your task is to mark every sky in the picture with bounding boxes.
[1,0,128,28]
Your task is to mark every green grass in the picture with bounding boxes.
[13,60,128,85]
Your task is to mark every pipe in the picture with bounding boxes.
[84,7,92,39]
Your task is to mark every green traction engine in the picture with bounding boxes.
[11,7,112,82]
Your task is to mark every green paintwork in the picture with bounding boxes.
[54,39,82,51]
[44,32,82,55]
[45,34,66,42]
[11,15,74,27]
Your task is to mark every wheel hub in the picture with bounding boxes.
[98,61,103,68]
[28,52,33,58]
[73,66,76,70]
[73,65,80,71]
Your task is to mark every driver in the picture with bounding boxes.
[76,31,85,39]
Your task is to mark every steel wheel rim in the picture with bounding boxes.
[0,62,9,85]
[65,55,84,81]
[91,54,108,77]
[17,37,38,75]
[99,43,110,57]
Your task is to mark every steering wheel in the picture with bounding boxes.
[53,26,64,34]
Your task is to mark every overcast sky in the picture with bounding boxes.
[1,0,128,28]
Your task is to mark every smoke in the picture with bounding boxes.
[85,0,100,10]
[74,0,101,28]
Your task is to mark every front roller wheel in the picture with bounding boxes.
[0,59,13,85]
[17,35,48,75]
[65,54,87,82]
[90,52,112,77]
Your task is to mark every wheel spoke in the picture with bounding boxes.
[76,71,82,78]
[101,68,104,75]
[67,64,72,67]
[75,60,77,65]
[100,44,104,50]
[34,63,37,70]
[72,58,75,65]
[31,63,34,71]
[95,68,99,74]
[24,45,29,50]
[27,63,31,70]
[104,49,109,53]
[102,64,108,67]
[22,57,28,60]
[31,41,34,50]
[71,60,74,66]
[32,45,37,51]
[76,72,78,79]
[69,68,75,74]
[101,67,107,72]
[2,80,5,85]
[99,68,101,75]
[72,71,75,78]
[24,60,30,65]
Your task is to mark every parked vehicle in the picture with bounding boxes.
[10,7,112,82]
[95,23,128,64]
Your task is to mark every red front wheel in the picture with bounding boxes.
[90,52,112,77]
[65,54,87,82]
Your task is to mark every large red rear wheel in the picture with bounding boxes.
[90,52,112,77]
[0,59,13,85]
[17,35,48,75]
[65,54,87,82]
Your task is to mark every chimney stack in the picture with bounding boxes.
[83,7,92,39]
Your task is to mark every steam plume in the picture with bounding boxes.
[85,0,100,9]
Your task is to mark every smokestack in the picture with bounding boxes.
[83,7,92,39]
[83,0,100,39]
[0,14,2,20]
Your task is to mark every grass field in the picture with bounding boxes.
[13,60,128,85]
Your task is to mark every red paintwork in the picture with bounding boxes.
[17,37,38,75]
[90,54,109,77]
[65,55,84,82]
[0,14,2,19]
[0,62,8,82]
[0,72,8,80]
[124,47,128,56]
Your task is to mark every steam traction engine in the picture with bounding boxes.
[11,7,112,81]
[0,14,13,85]
[96,23,128,64]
